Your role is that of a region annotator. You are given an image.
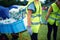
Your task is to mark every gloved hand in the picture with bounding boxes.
[40,17,47,25]
[27,26,33,35]
[43,21,47,25]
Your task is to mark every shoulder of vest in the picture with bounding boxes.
[27,1,35,9]
[51,2,59,12]
[29,2,34,5]
[27,1,36,13]
[51,3,56,7]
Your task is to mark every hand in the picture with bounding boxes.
[43,21,47,25]
[27,26,33,35]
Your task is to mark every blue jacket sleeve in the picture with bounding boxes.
[28,3,35,12]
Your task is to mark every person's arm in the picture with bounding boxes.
[27,9,33,35]
[46,6,53,20]
[27,2,35,27]
[27,9,32,27]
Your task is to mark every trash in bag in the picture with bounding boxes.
[9,5,26,20]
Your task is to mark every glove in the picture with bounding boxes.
[43,21,47,25]
[27,26,33,35]
[40,17,47,25]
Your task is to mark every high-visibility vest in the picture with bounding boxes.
[47,3,60,26]
[26,1,42,33]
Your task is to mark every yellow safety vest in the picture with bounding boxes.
[27,1,42,33]
[47,3,60,27]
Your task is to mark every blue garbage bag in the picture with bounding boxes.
[0,6,10,19]
[9,5,19,9]
[0,5,26,34]
[0,20,26,34]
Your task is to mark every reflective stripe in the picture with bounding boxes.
[56,13,60,16]
[31,22,40,25]
[55,12,60,16]
[49,16,56,20]
[52,12,60,16]
[49,16,60,21]
[31,14,41,18]
[58,21,60,22]
[57,19,60,21]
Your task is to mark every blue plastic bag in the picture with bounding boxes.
[0,6,10,19]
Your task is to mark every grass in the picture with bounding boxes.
[22,24,60,40]
[21,10,60,40]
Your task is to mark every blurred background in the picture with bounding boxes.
[0,0,60,40]
[0,0,56,6]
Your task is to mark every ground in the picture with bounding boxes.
[21,10,60,40]
[22,25,60,40]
